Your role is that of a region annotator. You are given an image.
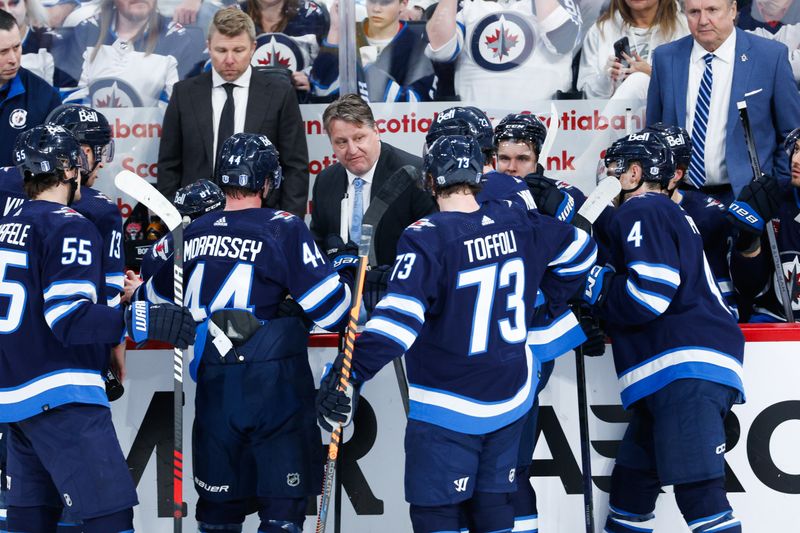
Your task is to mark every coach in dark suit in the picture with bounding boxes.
[310,94,435,266]
[647,0,800,199]
[157,7,309,216]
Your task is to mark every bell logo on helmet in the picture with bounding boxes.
[628,132,650,141]
[437,108,456,122]
[77,109,98,123]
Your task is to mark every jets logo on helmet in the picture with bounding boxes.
[215,133,283,192]
[423,135,483,192]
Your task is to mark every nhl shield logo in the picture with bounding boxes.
[253,33,306,72]
[286,473,300,487]
[470,12,535,72]
[90,78,144,108]
[9,108,27,129]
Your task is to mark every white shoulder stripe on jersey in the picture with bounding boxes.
[364,317,418,351]
[43,281,97,303]
[526,310,579,346]
[553,246,597,276]
[297,274,341,312]
[704,519,741,532]
[375,293,426,323]
[0,371,104,405]
[145,279,172,305]
[44,299,90,329]
[629,262,681,288]
[625,279,670,315]
[548,228,589,267]
[512,515,538,532]
[408,345,533,418]
[314,285,351,330]
[619,348,744,391]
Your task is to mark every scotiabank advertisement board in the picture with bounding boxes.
[113,327,800,532]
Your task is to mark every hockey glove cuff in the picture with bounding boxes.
[576,315,606,357]
[125,301,196,349]
[324,234,359,272]
[316,357,361,432]
[583,265,613,307]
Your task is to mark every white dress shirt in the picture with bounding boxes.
[211,66,252,166]
[343,161,377,240]
[686,31,736,186]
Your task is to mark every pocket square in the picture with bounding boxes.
[744,88,763,97]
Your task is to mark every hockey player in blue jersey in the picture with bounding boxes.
[0,124,195,533]
[140,132,353,533]
[583,131,745,533]
[316,135,597,533]
[641,123,739,316]
[728,128,800,321]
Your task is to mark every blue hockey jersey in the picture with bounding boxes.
[142,208,352,369]
[0,201,127,422]
[597,193,745,408]
[72,186,124,308]
[0,167,24,217]
[350,201,596,434]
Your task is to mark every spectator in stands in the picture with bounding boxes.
[310,0,438,101]
[310,93,434,266]
[737,0,800,33]
[0,9,60,166]
[59,0,207,107]
[424,0,582,104]
[578,0,688,99]
[158,7,309,216]
[647,0,800,202]
[0,0,66,85]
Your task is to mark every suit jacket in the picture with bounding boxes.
[647,28,800,195]
[157,69,309,216]
[310,142,435,266]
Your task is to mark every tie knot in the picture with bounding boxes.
[703,53,715,65]
[223,82,236,96]
[353,177,364,190]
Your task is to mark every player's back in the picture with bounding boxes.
[0,167,25,217]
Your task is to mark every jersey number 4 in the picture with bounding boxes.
[184,262,254,321]
[457,258,526,355]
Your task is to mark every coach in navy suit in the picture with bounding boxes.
[647,0,800,199]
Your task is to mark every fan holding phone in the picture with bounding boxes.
[578,0,689,99]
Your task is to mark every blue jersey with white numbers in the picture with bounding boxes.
[72,186,124,308]
[0,201,126,422]
[598,193,744,408]
[351,201,596,434]
[144,207,351,330]
[0,167,25,217]
[679,190,737,314]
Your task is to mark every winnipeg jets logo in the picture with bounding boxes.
[270,210,295,221]
[9,109,27,129]
[90,79,143,108]
[775,252,800,310]
[470,13,535,72]
[408,218,435,230]
[154,237,170,260]
[253,34,306,72]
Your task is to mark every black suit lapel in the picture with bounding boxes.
[190,74,214,162]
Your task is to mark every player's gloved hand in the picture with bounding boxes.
[125,301,196,349]
[726,174,781,236]
[324,234,359,272]
[364,265,392,313]
[576,314,605,357]
[524,175,575,223]
[583,265,613,307]
[277,297,314,330]
[316,356,361,432]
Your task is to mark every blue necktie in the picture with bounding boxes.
[688,53,715,189]
[350,177,364,243]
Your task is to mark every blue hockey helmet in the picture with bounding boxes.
[174,179,226,220]
[425,106,494,156]
[215,133,282,192]
[13,125,89,179]
[46,104,114,166]
[604,130,676,187]
[423,135,483,192]
[643,122,691,169]
[784,127,800,158]
[493,113,548,155]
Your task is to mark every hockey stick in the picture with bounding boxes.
[316,225,373,533]
[114,170,187,532]
[538,102,559,164]
[572,176,621,533]
[736,101,795,322]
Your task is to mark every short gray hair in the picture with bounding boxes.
[323,94,376,133]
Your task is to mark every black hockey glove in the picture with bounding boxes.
[524,174,575,223]
[277,297,313,330]
[316,355,361,432]
[576,314,605,357]
[727,174,781,236]
[364,265,392,314]
[125,301,196,349]
[324,234,359,272]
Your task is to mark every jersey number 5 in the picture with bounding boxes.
[0,249,28,333]
[457,258,526,355]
